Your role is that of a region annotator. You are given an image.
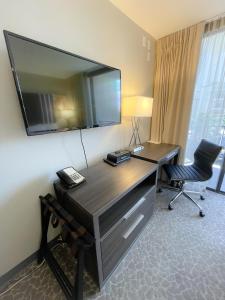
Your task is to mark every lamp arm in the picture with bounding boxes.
[134,117,141,145]
[129,117,135,146]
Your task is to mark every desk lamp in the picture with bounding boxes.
[123,96,153,152]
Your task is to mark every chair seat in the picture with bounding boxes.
[163,164,208,181]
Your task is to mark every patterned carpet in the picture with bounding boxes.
[1,189,225,300]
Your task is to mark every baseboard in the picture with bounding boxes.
[0,236,59,288]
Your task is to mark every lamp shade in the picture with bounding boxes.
[122,96,153,117]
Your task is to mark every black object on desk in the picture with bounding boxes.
[103,158,118,166]
[54,158,157,289]
[106,149,131,164]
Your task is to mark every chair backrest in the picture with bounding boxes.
[193,139,222,179]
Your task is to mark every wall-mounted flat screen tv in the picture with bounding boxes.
[4,31,121,136]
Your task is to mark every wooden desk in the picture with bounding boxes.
[54,158,158,289]
[131,142,180,188]
[131,142,180,165]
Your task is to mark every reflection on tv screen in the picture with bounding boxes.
[5,31,121,135]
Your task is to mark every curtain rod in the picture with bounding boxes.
[205,12,225,23]
[158,12,225,40]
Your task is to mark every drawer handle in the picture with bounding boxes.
[123,197,146,220]
[123,214,144,239]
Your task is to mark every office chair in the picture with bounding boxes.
[163,139,222,217]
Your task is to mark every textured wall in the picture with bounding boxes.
[0,0,155,276]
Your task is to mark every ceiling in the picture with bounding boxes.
[110,0,225,39]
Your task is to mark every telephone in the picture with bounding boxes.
[56,167,85,188]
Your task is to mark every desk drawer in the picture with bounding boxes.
[101,187,155,280]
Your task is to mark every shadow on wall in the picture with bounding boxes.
[0,49,29,142]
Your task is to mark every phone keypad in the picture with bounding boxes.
[63,167,84,184]
[72,174,80,181]
[71,173,84,184]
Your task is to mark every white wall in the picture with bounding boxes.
[0,0,155,276]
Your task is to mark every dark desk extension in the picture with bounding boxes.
[54,158,158,289]
[131,142,180,165]
[131,142,180,190]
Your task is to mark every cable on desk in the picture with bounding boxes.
[79,129,88,169]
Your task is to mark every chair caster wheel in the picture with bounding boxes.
[157,188,162,193]
[168,205,173,210]
[200,195,205,200]
[199,211,205,217]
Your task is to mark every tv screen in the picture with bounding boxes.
[4,31,121,135]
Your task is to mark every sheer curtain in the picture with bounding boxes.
[185,18,225,163]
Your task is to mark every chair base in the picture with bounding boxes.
[184,189,205,200]
[162,185,205,217]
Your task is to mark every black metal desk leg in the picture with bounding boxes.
[73,248,85,300]
[37,200,51,264]
[173,153,179,165]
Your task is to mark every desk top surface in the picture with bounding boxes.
[55,158,157,217]
[131,142,180,164]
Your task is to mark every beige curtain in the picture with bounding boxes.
[151,22,205,161]
[205,16,225,34]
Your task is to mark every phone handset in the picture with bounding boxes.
[56,167,85,188]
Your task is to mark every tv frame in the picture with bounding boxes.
[3,30,122,136]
